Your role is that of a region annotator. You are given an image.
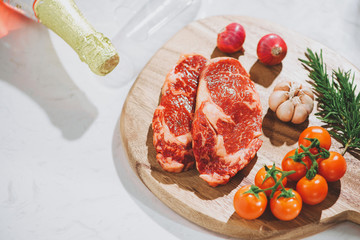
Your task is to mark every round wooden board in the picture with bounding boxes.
[120,15,360,239]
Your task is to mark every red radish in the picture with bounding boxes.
[257,33,287,65]
[217,22,246,53]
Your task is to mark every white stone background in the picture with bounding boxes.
[0,0,360,239]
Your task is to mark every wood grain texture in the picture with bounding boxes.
[120,15,360,239]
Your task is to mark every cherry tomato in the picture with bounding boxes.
[233,185,267,220]
[298,126,331,154]
[296,174,328,205]
[270,188,302,221]
[318,151,347,182]
[254,165,287,196]
[281,149,312,182]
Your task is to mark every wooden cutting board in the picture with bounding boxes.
[120,15,360,239]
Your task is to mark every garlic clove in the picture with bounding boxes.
[300,86,315,100]
[276,100,294,122]
[292,104,308,124]
[299,94,314,114]
[269,90,289,112]
[274,81,291,92]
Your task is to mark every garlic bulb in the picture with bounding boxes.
[269,81,314,124]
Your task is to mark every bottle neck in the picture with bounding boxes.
[4,0,119,75]
[34,0,119,75]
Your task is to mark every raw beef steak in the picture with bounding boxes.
[192,57,263,187]
[152,54,207,172]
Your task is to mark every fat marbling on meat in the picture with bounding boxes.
[192,57,263,187]
[152,54,207,172]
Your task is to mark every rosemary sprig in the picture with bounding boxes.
[299,48,360,155]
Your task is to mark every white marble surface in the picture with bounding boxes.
[1,0,360,239]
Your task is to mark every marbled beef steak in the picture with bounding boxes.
[152,54,207,172]
[192,57,263,187]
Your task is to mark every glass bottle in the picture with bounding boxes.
[3,0,119,76]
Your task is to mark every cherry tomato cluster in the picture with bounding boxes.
[234,164,302,221]
[217,22,287,65]
[233,126,347,221]
[282,126,347,205]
